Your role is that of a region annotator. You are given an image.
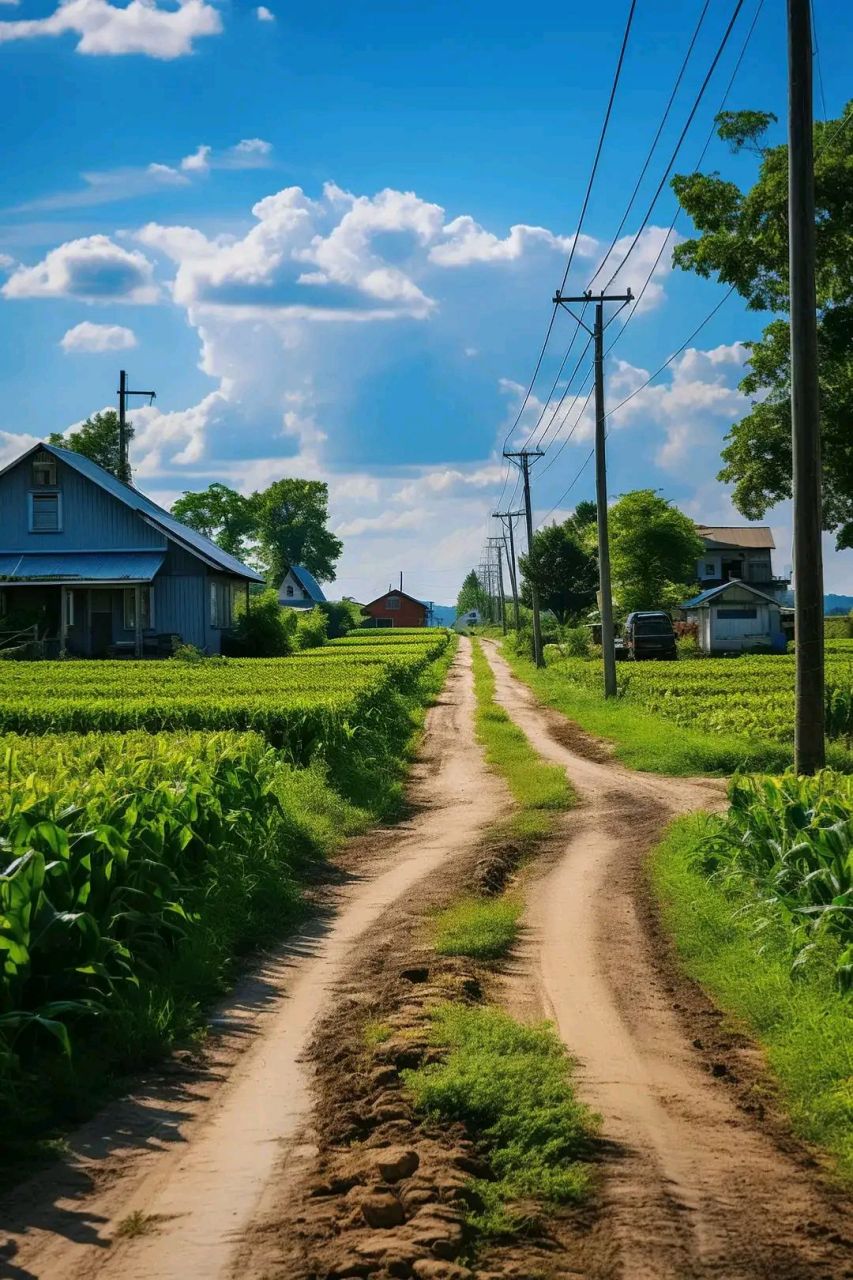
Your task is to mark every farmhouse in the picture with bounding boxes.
[695,525,789,601]
[362,588,428,628]
[0,442,263,656]
[278,564,327,610]
[680,580,786,655]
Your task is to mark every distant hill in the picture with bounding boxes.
[778,592,852,613]
[428,604,457,626]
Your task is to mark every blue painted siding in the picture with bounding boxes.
[0,455,166,552]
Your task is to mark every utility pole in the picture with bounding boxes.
[489,538,507,635]
[788,0,825,773]
[493,509,523,631]
[117,370,156,484]
[504,449,544,666]
[553,289,632,698]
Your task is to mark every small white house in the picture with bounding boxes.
[680,581,786,655]
[277,565,326,610]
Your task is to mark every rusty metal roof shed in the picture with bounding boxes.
[695,525,775,550]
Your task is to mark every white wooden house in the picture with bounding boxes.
[277,565,326,610]
[680,581,786,654]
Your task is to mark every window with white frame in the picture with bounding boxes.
[210,581,234,628]
[123,587,152,631]
[29,492,62,532]
[64,591,75,628]
[386,595,401,610]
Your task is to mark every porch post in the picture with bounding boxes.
[59,585,68,655]
[245,582,250,615]
[134,584,143,658]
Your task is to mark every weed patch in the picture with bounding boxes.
[432,896,523,960]
[404,1003,597,1235]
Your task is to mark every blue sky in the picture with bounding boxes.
[1,0,851,601]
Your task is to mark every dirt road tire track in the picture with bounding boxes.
[481,639,853,1280]
[0,638,509,1280]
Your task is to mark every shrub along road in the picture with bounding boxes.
[1,637,851,1280]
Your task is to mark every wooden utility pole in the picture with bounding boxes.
[553,289,632,698]
[493,509,523,631]
[504,450,545,666]
[788,0,825,772]
[117,370,156,484]
[489,537,507,635]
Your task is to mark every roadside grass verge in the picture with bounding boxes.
[652,813,853,1184]
[433,896,523,960]
[404,1003,598,1237]
[502,647,796,776]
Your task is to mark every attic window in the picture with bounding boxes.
[29,492,62,533]
[386,595,401,610]
[286,584,294,597]
[32,451,57,487]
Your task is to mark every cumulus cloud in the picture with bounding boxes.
[430,217,584,267]
[3,235,158,303]
[255,6,274,20]
[60,321,138,352]
[181,144,212,173]
[0,0,222,58]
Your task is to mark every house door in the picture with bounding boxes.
[90,590,113,656]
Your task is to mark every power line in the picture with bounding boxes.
[586,0,712,292]
[602,0,746,291]
[810,0,828,122]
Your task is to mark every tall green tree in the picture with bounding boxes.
[671,104,853,548]
[519,518,598,623]
[456,570,489,618]
[170,478,342,583]
[608,490,702,614]
[170,483,256,559]
[252,478,342,584]
[49,410,132,481]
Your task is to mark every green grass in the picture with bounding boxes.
[471,638,574,844]
[652,813,853,1183]
[503,646,797,776]
[432,896,523,960]
[404,1003,597,1236]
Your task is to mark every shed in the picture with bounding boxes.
[361,589,428,628]
[278,564,327,610]
[680,581,786,655]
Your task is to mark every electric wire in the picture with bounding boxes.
[601,0,746,291]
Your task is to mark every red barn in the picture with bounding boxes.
[361,588,428,628]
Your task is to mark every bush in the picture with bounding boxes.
[676,632,701,659]
[825,612,853,640]
[318,600,362,639]
[296,606,329,650]
[561,624,592,658]
[225,589,295,657]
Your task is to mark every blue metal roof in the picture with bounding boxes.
[40,444,264,583]
[0,551,165,582]
[290,564,327,602]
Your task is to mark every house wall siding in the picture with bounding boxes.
[363,594,427,628]
[0,455,166,551]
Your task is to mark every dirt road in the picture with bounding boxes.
[3,636,851,1280]
[0,639,508,1280]
[481,640,852,1280]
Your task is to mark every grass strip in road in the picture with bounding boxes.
[502,646,796,777]
[404,1003,597,1237]
[432,896,523,960]
[652,813,853,1184]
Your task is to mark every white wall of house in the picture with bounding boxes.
[278,569,310,606]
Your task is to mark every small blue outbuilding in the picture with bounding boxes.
[0,441,263,656]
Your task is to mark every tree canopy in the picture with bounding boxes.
[519,510,598,623]
[671,104,853,548]
[49,410,132,482]
[608,490,702,614]
[456,570,490,619]
[170,478,342,584]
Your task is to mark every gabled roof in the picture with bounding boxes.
[696,524,775,550]
[362,588,428,612]
[0,443,263,582]
[681,580,781,609]
[289,564,327,602]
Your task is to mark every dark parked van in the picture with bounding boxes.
[624,611,677,660]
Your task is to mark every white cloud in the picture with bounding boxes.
[3,235,158,304]
[430,216,585,267]
[255,6,274,20]
[60,321,138,353]
[0,0,222,58]
[181,145,212,173]
[0,430,39,467]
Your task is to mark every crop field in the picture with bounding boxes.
[0,628,450,756]
[548,639,853,745]
[0,628,453,1137]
